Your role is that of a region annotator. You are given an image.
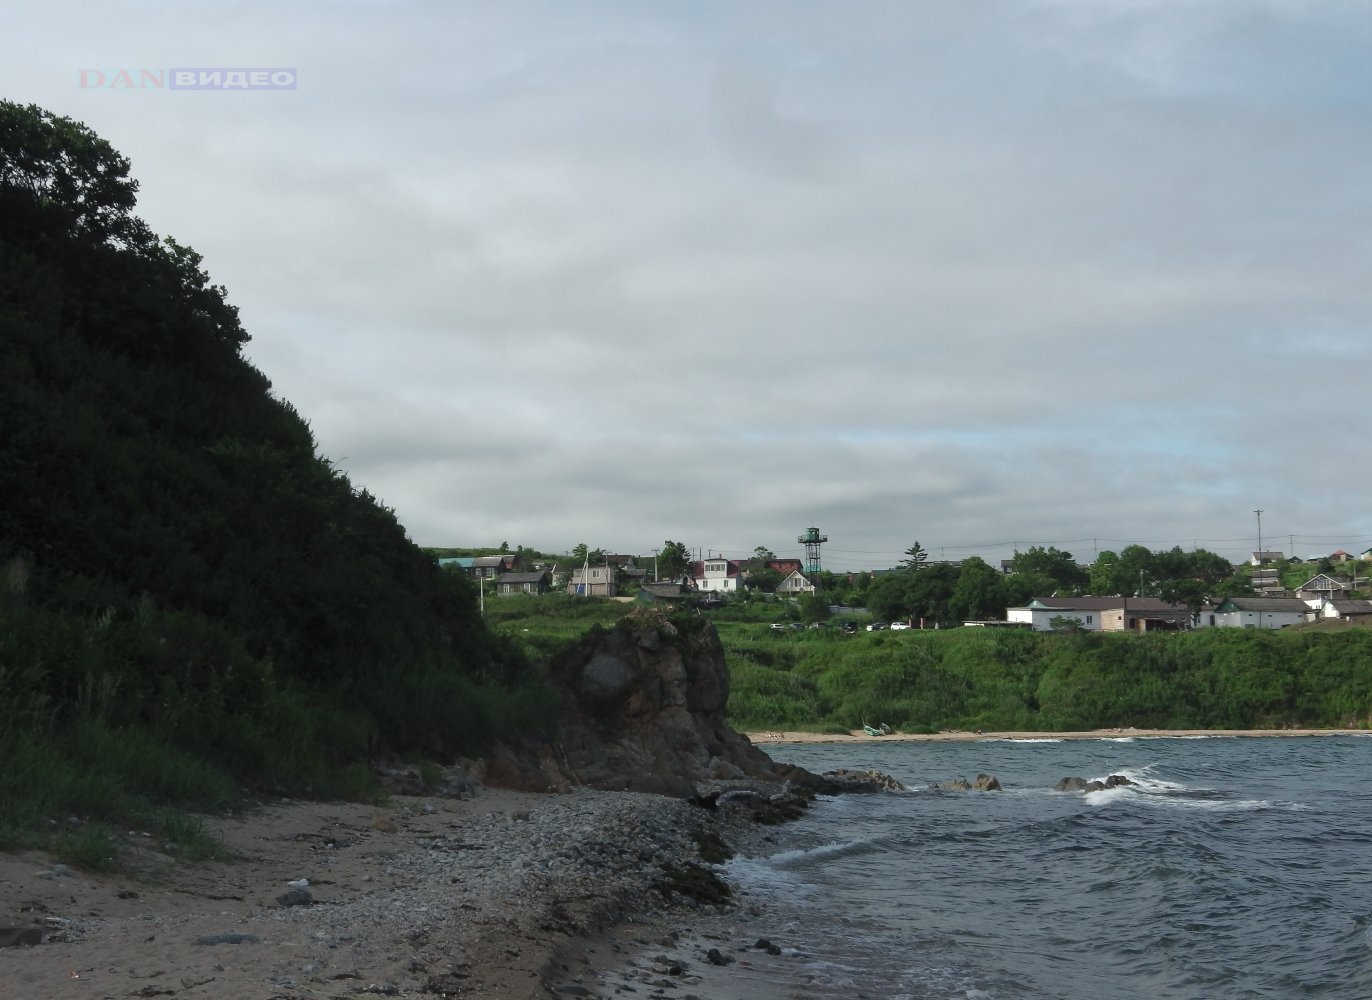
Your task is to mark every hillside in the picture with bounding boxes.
[0,102,547,844]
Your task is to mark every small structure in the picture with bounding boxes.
[774,569,815,595]
[1006,597,1201,632]
[1209,597,1311,629]
[797,526,827,575]
[1319,598,1372,622]
[496,570,549,596]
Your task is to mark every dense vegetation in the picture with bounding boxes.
[0,102,551,853]
[480,596,1372,735]
[721,624,1372,734]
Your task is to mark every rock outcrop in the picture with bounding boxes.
[931,773,1002,791]
[477,608,828,797]
[1054,774,1135,792]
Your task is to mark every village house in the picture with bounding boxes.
[1318,597,1372,623]
[495,570,549,596]
[568,564,617,597]
[1208,597,1311,629]
[1007,597,1202,632]
[774,569,815,595]
[691,557,741,593]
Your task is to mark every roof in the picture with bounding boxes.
[497,571,548,584]
[1023,597,1193,613]
[1326,599,1372,615]
[1214,597,1310,612]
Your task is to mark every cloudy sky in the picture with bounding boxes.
[8,1,1371,571]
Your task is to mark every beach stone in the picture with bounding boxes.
[1055,776,1089,792]
[275,887,313,907]
[705,947,733,966]
[194,932,259,945]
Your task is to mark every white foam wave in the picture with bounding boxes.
[995,737,1062,743]
[763,835,883,870]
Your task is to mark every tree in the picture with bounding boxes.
[745,567,782,593]
[950,556,1005,622]
[657,540,689,580]
[570,542,604,568]
[1010,546,1087,592]
[902,541,928,571]
[753,546,776,561]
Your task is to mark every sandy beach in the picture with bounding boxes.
[0,783,794,1000]
[746,726,1359,744]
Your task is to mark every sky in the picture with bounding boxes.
[7,0,1372,572]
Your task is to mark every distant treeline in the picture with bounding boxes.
[0,100,550,833]
[724,627,1372,733]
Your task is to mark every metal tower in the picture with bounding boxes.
[797,526,828,575]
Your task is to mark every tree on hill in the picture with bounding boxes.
[0,101,538,802]
[902,541,929,570]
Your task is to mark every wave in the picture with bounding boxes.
[760,834,886,871]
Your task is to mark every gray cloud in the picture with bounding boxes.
[7,0,1371,567]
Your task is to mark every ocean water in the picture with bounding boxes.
[724,736,1372,999]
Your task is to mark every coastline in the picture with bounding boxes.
[0,784,775,1000]
[746,726,1363,743]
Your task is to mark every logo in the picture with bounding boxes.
[78,68,297,91]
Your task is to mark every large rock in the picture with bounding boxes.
[480,608,804,796]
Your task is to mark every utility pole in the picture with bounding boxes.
[1254,509,1264,562]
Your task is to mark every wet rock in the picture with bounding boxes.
[275,887,313,907]
[819,768,906,793]
[194,932,259,946]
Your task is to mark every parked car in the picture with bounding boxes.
[866,622,886,631]
[790,622,806,631]
[769,622,788,631]
[809,621,826,629]
[840,621,858,634]
[889,621,912,630]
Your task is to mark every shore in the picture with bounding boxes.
[746,726,1362,744]
[0,784,795,1000]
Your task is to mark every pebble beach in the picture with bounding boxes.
[0,783,800,1000]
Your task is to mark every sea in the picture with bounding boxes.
[720,735,1372,1000]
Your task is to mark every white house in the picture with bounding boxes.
[1007,597,1201,632]
[775,569,815,595]
[691,558,740,593]
[1319,598,1372,622]
[1208,597,1310,629]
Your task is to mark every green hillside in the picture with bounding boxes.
[0,102,550,852]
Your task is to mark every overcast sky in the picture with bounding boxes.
[8,1,1371,571]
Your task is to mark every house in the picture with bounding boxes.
[568,564,617,596]
[765,558,804,576]
[1209,597,1310,629]
[1319,598,1372,622]
[1296,574,1350,607]
[1250,550,1286,566]
[1007,597,1201,632]
[466,554,518,576]
[691,558,741,593]
[775,569,815,595]
[496,570,549,596]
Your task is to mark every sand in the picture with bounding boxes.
[0,785,779,1000]
[746,726,1360,744]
